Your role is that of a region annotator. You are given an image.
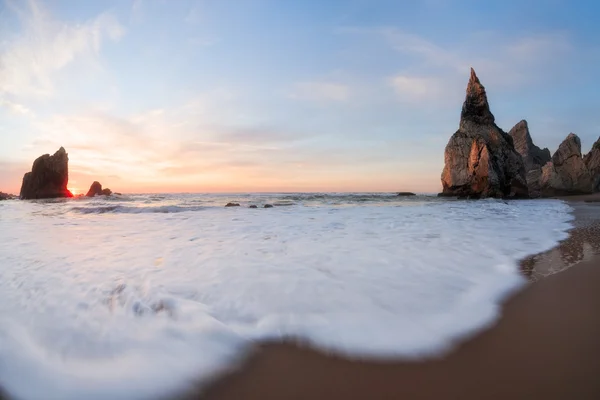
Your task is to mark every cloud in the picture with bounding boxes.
[390,75,444,101]
[0,98,32,115]
[290,82,351,102]
[0,0,125,98]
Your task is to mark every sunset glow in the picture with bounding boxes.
[1,1,599,194]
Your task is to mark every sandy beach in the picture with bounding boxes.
[180,197,600,400]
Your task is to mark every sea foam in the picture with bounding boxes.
[0,194,573,400]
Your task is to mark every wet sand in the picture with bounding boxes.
[182,199,600,400]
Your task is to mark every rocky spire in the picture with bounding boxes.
[460,68,495,127]
[20,147,73,200]
[584,136,600,192]
[508,120,551,173]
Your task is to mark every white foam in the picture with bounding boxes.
[0,196,573,399]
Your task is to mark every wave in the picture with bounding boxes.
[70,205,207,214]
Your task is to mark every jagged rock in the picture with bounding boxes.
[20,147,73,200]
[225,202,240,207]
[509,120,551,173]
[0,192,15,200]
[101,188,112,196]
[86,181,103,197]
[584,137,600,192]
[397,192,416,196]
[539,133,593,196]
[264,204,274,208]
[440,69,528,198]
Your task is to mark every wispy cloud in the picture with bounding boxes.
[0,98,32,115]
[0,0,124,99]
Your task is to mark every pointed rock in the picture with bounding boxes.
[540,133,593,196]
[20,147,73,200]
[509,120,551,173]
[441,69,528,198]
[583,136,600,192]
[460,68,495,127]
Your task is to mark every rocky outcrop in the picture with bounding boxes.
[0,192,15,200]
[86,181,103,197]
[86,181,112,197]
[440,68,528,198]
[584,137,600,192]
[539,133,593,196]
[225,202,240,207]
[509,120,551,173]
[508,120,551,197]
[20,147,73,200]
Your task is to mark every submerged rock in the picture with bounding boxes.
[86,181,103,197]
[440,69,528,199]
[249,205,258,208]
[539,133,593,196]
[583,136,600,192]
[20,147,73,200]
[264,204,274,208]
[225,202,240,207]
[397,192,416,196]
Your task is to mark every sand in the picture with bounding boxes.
[183,199,600,400]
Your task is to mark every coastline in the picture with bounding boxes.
[1,196,599,400]
[181,196,600,400]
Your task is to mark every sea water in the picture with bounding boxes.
[0,193,573,400]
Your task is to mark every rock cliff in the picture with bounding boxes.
[20,147,73,200]
[441,68,528,198]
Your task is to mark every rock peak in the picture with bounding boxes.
[461,68,495,126]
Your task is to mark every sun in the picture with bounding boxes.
[69,187,79,196]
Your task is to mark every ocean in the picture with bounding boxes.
[0,193,574,400]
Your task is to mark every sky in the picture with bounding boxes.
[1,0,599,194]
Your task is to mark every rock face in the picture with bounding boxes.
[584,137,600,192]
[509,120,551,173]
[86,181,103,197]
[508,120,551,197]
[539,133,593,196]
[20,147,73,200]
[441,68,528,198]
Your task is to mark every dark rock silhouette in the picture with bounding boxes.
[86,181,103,197]
[86,181,112,197]
[584,136,600,192]
[264,204,274,208]
[397,192,416,196]
[540,133,593,196]
[440,69,528,199]
[225,202,240,207]
[0,192,16,200]
[20,147,73,200]
[249,205,258,208]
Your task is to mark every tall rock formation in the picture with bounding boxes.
[20,147,73,200]
[539,133,593,196]
[583,136,600,192]
[508,120,551,172]
[441,68,528,198]
[508,120,551,197]
[86,181,103,197]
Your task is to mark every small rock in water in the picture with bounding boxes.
[86,181,103,197]
[114,192,123,196]
[249,205,258,208]
[101,188,112,196]
[264,204,274,208]
[397,192,416,196]
[225,202,240,207]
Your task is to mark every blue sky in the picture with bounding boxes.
[1,0,599,193]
